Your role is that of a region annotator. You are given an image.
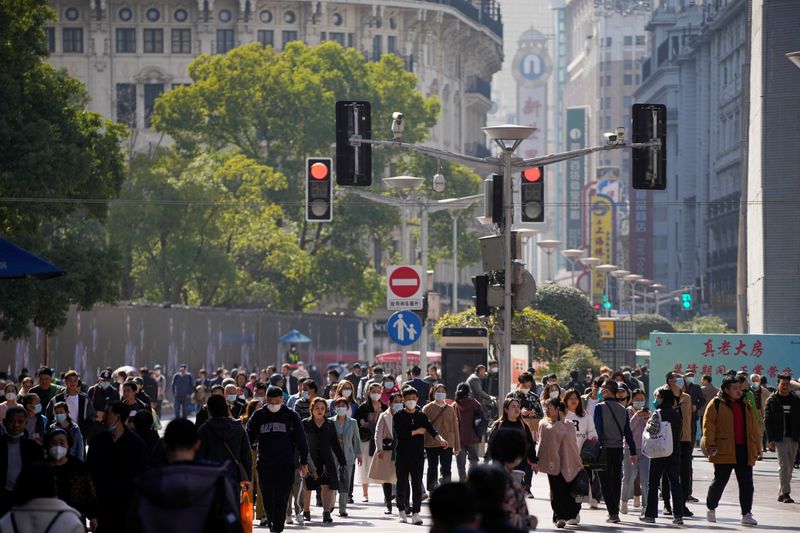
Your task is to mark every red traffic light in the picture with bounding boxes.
[310,162,330,180]
[522,167,542,182]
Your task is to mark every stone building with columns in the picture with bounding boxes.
[44,1,503,154]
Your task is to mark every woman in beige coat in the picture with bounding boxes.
[369,391,401,514]
[538,397,584,529]
[422,383,461,494]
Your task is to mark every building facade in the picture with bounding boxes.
[636,0,746,324]
[44,0,503,155]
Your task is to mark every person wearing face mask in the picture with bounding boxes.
[660,372,694,517]
[19,393,47,446]
[422,384,460,495]
[286,378,306,410]
[44,428,98,527]
[302,397,347,524]
[331,381,358,418]
[0,383,20,421]
[683,371,706,450]
[86,401,149,533]
[355,383,387,503]
[29,367,63,413]
[563,389,600,509]
[197,395,252,498]
[49,402,85,461]
[86,369,120,433]
[394,387,449,525]
[749,373,770,455]
[225,383,248,419]
[195,384,225,428]
[454,383,484,481]
[369,391,401,514]
[47,370,95,441]
[507,372,544,450]
[621,389,651,515]
[380,375,401,405]
[406,365,432,407]
[545,384,563,402]
[0,407,44,516]
[330,397,362,517]
[487,398,538,499]
[293,380,318,422]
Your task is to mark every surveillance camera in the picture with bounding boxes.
[603,132,618,144]
[432,173,445,193]
[615,126,626,143]
[391,112,405,139]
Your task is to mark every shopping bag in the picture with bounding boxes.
[240,482,253,533]
[642,409,673,459]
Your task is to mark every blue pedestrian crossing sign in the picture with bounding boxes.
[387,310,422,346]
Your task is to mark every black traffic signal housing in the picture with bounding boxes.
[632,103,667,190]
[472,275,490,317]
[306,157,333,222]
[335,101,372,186]
[520,166,545,222]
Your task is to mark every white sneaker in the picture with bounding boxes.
[398,510,407,523]
[286,515,294,524]
[590,499,600,509]
[295,513,304,526]
[621,500,629,514]
[633,495,641,508]
[707,509,716,523]
[741,513,757,526]
[412,513,423,525]
[566,513,581,525]
[555,519,566,528]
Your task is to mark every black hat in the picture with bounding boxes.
[352,363,361,369]
[179,364,188,369]
[99,369,113,380]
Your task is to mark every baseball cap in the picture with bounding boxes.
[179,364,187,369]
[99,369,113,381]
[352,363,361,369]
[154,364,162,370]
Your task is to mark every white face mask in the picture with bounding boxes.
[48,446,68,460]
[342,389,352,398]
[4,392,16,402]
[335,407,348,417]
[267,404,281,413]
[434,392,447,402]
[405,400,417,410]
[549,390,560,399]
[369,393,382,402]
[384,381,394,389]
[392,403,404,412]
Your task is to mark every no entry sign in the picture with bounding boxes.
[387,265,424,310]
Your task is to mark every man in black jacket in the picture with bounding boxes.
[247,386,309,533]
[405,366,431,407]
[0,407,44,516]
[198,395,252,495]
[46,369,95,438]
[765,373,800,503]
[129,418,243,533]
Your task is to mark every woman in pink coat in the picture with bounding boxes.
[537,397,585,528]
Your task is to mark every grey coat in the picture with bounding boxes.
[330,415,361,466]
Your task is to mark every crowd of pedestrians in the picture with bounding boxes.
[0,360,798,532]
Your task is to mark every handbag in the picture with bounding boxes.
[642,409,674,459]
[580,440,601,465]
[358,426,373,443]
[382,437,394,451]
[569,469,591,498]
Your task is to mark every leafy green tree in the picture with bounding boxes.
[147,42,439,311]
[533,283,601,349]
[433,307,571,361]
[540,344,606,380]
[0,0,127,339]
[674,315,732,333]
[632,313,676,339]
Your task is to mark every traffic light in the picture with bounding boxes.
[631,103,667,190]
[306,157,333,222]
[681,290,693,310]
[520,166,545,222]
[491,174,503,225]
[602,294,613,310]
[335,101,372,186]
[472,275,490,317]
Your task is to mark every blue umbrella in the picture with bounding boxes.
[0,237,65,279]
[278,329,311,344]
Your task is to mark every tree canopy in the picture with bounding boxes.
[0,0,127,338]
[532,283,602,349]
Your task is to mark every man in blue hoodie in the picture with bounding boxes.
[247,386,309,533]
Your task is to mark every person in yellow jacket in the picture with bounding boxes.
[701,376,762,526]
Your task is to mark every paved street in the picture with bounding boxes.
[253,451,798,532]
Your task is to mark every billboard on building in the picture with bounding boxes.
[590,194,616,302]
[566,107,587,249]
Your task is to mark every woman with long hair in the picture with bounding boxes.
[333,380,358,417]
[543,383,563,402]
[422,384,460,494]
[369,391,402,514]
[453,382,483,481]
[49,402,85,461]
[563,388,599,509]
[303,397,347,523]
[487,397,537,495]
[622,388,651,515]
[331,396,362,517]
[355,382,387,503]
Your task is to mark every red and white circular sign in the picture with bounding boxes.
[388,266,421,298]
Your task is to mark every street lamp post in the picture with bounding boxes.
[562,249,586,288]
[596,264,618,316]
[624,274,643,315]
[651,283,663,314]
[611,270,630,315]
[580,256,601,305]
[536,239,562,282]
[483,124,535,401]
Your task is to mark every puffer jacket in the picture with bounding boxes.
[701,394,761,466]
[0,498,84,533]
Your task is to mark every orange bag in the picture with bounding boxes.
[240,482,253,533]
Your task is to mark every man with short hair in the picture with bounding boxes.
[0,406,44,516]
[765,373,800,503]
[703,376,761,526]
[406,366,431,407]
[46,369,95,437]
[594,380,638,523]
[483,360,500,398]
[87,401,149,532]
[293,380,317,420]
[198,395,252,495]
[700,375,718,420]
[225,383,247,418]
[195,368,210,391]
[563,369,586,393]
[195,384,225,428]
[280,363,299,396]
[343,363,362,392]
[466,365,495,414]
[361,366,384,400]
[29,367,63,410]
[152,364,166,417]
[121,381,149,420]
[129,418,243,533]
[423,365,440,388]
[322,369,340,400]
[581,376,605,417]
[171,364,194,419]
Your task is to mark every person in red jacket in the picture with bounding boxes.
[454,383,483,481]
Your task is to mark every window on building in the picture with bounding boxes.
[388,36,397,54]
[143,29,164,53]
[624,35,633,46]
[605,75,611,86]
[636,35,646,46]
[144,83,164,128]
[372,35,382,61]
[604,97,611,109]
[216,29,235,54]
[116,83,136,128]
[624,59,633,70]
[45,27,55,53]
[606,37,612,47]
[257,30,274,47]
[624,74,633,85]
[63,28,83,53]
[657,39,669,65]
[624,96,633,108]
[329,32,345,46]
[281,31,298,50]
[116,28,135,53]
[347,33,354,48]
[171,29,191,53]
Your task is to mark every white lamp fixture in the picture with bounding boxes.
[536,239,562,282]
[562,249,586,288]
[787,51,800,70]
[383,175,425,190]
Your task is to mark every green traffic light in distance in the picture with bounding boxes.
[681,292,692,309]
[602,295,612,310]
